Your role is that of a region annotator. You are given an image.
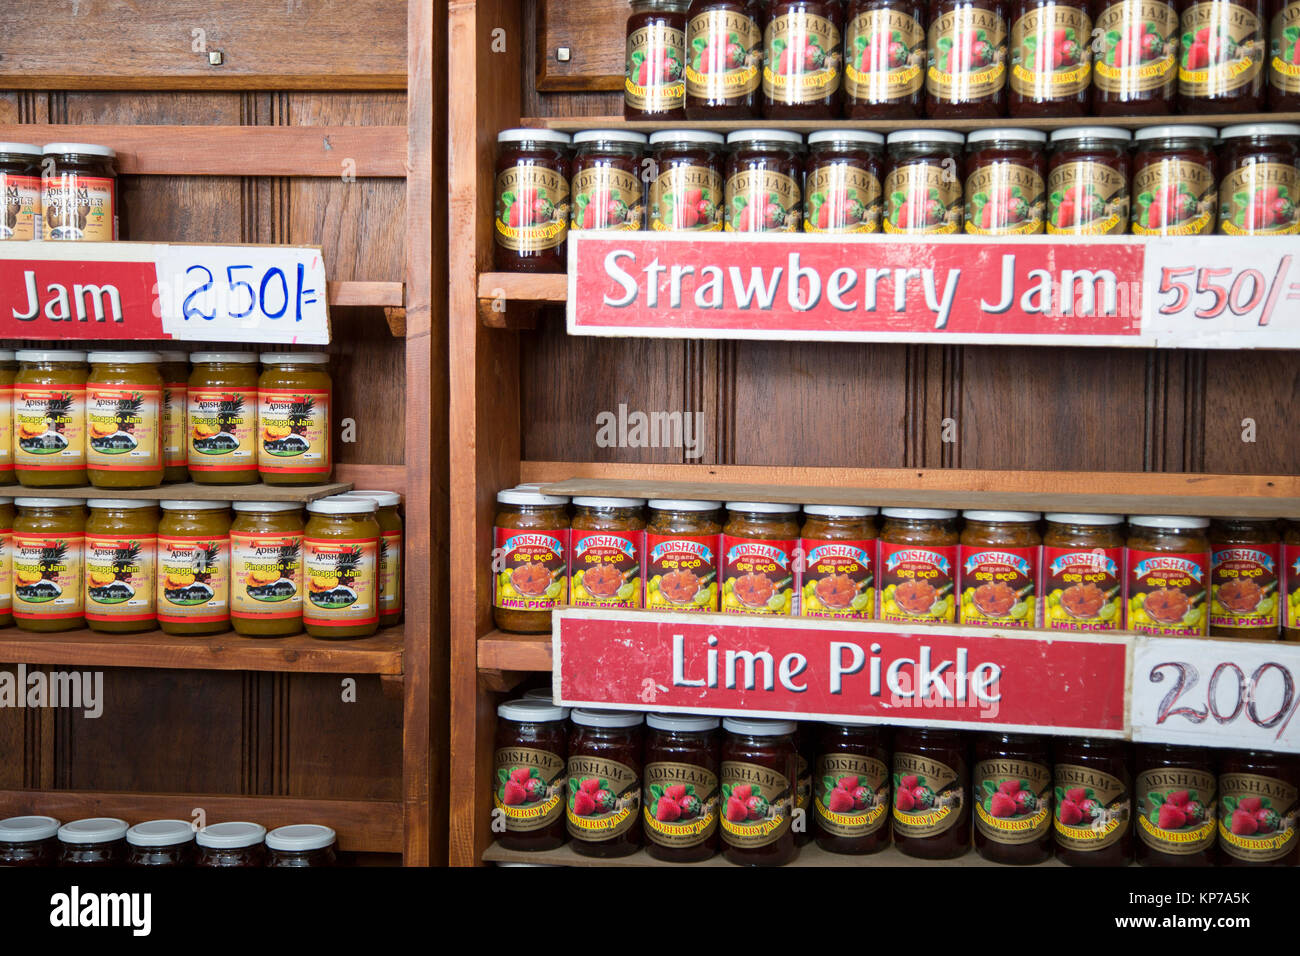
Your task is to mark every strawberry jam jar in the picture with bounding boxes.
[804,131,885,233]
[893,727,970,859]
[883,131,965,233]
[1218,749,1300,866]
[1053,736,1134,866]
[1217,123,1300,235]
[648,130,726,231]
[721,717,801,865]
[625,0,690,120]
[643,713,721,862]
[925,0,1010,119]
[1092,0,1180,115]
[1135,743,1219,867]
[685,0,766,118]
[1131,125,1219,236]
[1269,0,1300,108]
[1178,0,1268,113]
[571,130,648,234]
[724,129,806,231]
[1008,0,1093,116]
[1046,126,1132,235]
[495,699,569,852]
[762,0,846,118]
[1209,517,1281,639]
[963,128,1047,234]
[814,723,891,855]
[844,0,929,117]
[973,732,1053,864]
[494,129,572,273]
[567,708,645,858]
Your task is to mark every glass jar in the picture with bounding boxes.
[230,501,304,637]
[57,817,128,866]
[724,130,805,232]
[883,130,965,233]
[1217,123,1300,235]
[804,131,886,233]
[1209,518,1281,639]
[41,143,118,241]
[0,143,40,241]
[1135,743,1218,866]
[570,130,648,233]
[721,501,799,616]
[304,496,381,639]
[1042,513,1125,631]
[926,0,1010,118]
[684,0,766,117]
[258,352,331,485]
[799,504,878,620]
[844,0,929,117]
[1053,737,1134,866]
[493,489,570,633]
[762,0,846,118]
[626,0,691,119]
[973,732,1053,864]
[1127,515,1211,637]
[648,130,726,231]
[646,499,721,611]
[85,351,164,489]
[345,490,403,628]
[194,822,267,867]
[14,349,88,488]
[1046,127,1132,234]
[878,507,959,624]
[569,496,646,611]
[1092,0,1180,114]
[963,127,1047,234]
[0,497,13,628]
[1178,0,1268,112]
[0,350,14,485]
[1131,125,1219,236]
[158,350,190,483]
[814,723,891,855]
[157,500,231,636]
[1286,521,1300,642]
[893,727,971,859]
[0,815,60,867]
[793,723,815,846]
[1218,749,1299,865]
[1008,0,1093,115]
[188,352,259,485]
[125,820,196,867]
[720,717,800,865]
[85,499,157,634]
[567,708,645,858]
[643,713,721,862]
[493,129,572,273]
[13,498,85,632]
[1270,0,1300,108]
[959,510,1042,628]
[265,825,338,867]
[495,699,570,852]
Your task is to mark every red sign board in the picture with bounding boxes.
[0,256,163,338]
[554,609,1131,737]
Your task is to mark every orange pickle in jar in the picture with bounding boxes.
[646,499,721,612]
[1210,517,1281,640]
[798,505,878,619]
[14,350,88,488]
[569,496,646,612]
[958,510,1042,628]
[493,489,570,633]
[878,508,959,624]
[345,490,403,628]
[156,501,231,636]
[258,352,332,485]
[84,499,157,634]
[187,353,259,485]
[85,351,164,490]
[230,501,304,638]
[303,495,381,639]
[721,502,799,615]
[1042,513,1125,632]
[1126,515,1211,637]
[12,498,86,632]
[158,351,190,483]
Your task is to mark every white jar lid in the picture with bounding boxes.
[498,698,568,722]
[0,350,13,361]
[887,129,965,146]
[307,495,376,515]
[157,350,190,364]
[189,352,259,364]
[44,142,116,158]
[87,351,163,364]
[195,821,266,849]
[647,713,721,732]
[497,128,571,145]
[15,350,87,362]
[509,483,547,493]
[160,500,229,511]
[87,499,158,510]
[571,496,645,508]
[962,510,1042,522]
[1134,125,1218,142]
[265,824,336,852]
[726,129,804,146]
[497,489,568,506]
[725,501,800,513]
[1219,123,1300,140]
[648,499,721,511]
[232,500,304,513]
[58,817,128,844]
[260,352,328,365]
[126,820,195,847]
[1049,127,1132,144]
[808,129,885,146]
[0,143,41,157]
[881,507,959,519]
[1128,515,1211,529]
[573,129,649,146]
[343,490,402,508]
[649,130,725,146]
[0,815,60,842]
[803,504,879,517]
[570,707,645,728]
[1044,513,1124,525]
[723,717,796,736]
[966,127,1047,146]
[15,497,85,508]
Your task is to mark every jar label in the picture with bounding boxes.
[42,174,115,241]
[879,542,956,623]
[0,384,12,472]
[1219,162,1300,235]
[625,23,687,111]
[1126,548,1209,636]
[1136,767,1217,855]
[685,11,763,101]
[1270,2,1300,92]
[926,7,1009,102]
[644,761,719,847]
[158,535,230,623]
[1178,2,1264,96]
[815,753,889,838]
[964,162,1045,235]
[86,383,161,471]
[494,165,570,252]
[163,382,187,468]
[1053,764,1131,850]
[570,529,643,610]
[893,753,963,838]
[845,9,926,101]
[13,533,84,621]
[567,755,641,841]
[0,528,10,613]
[0,173,40,241]
[884,164,962,234]
[258,387,330,476]
[1094,0,1180,94]
[495,746,566,832]
[1046,161,1129,235]
[379,529,402,616]
[1286,543,1300,631]
[14,384,85,472]
[762,12,842,104]
[720,760,794,848]
[494,527,568,611]
[304,536,379,626]
[724,168,802,232]
[571,166,645,232]
[959,544,1039,627]
[85,534,155,623]
[1219,773,1298,862]
[804,163,883,233]
[231,531,303,619]
[1043,545,1124,631]
[721,533,795,615]
[799,537,876,619]
[975,758,1052,845]
[1132,159,1217,235]
[1010,5,1092,98]
[1210,542,1280,631]
[646,531,718,611]
[188,386,256,472]
[650,163,724,231]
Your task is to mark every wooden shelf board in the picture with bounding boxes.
[483,841,1065,867]
[3,480,352,502]
[479,630,552,671]
[332,463,407,498]
[327,281,405,308]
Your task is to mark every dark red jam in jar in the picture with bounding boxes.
[963,127,1047,234]
[973,732,1053,864]
[125,820,196,867]
[720,717,800,865]
[814,723,891,855]
[0,816,60,867]
[265,825,337,867]
[1217,123,1300,235]
[648,130,726,231]
[626,0,691,119]
[926,0,1010,118]
[793,722,814,845]
[570,130,648,233]
[567,708,645,858]
[1218,749,1300,866]
[643,713,721,862]
[1178,0,1268,112]
[883,130,965,234]
[893,727,970,859]
[844,0,929,117]
[762,0,846,118]
[724,129,805,232]
[495,699,570,852]
[493,129,571,273]
[804,130,885,233]
[57,817,128,867]
[194,822,267,868]
[1135,743,1219,866]
[1046,126,1132,235]
[1093,0,1180,114]
[1052,737,1134,866]
[1131,125,1218,235]
[685,0,766,118]
[1269,0,1300,108]
[1008,0,1093,115]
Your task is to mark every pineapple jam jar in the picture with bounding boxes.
[12,498,86,633]
[156,501,231,636]
[230,501,305,638]
[85,351,164,490]
[188,353,258,485]
[13,350,88,488]
[258,352,332,486]
[158,350,190,483]
[304,496,381,639]
[0,350,16,486]
[84,499,158,634]
[344,490,403,628]
[0,496,13,627]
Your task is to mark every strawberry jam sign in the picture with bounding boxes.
[0,242,330,343]
[553,609,1131,737]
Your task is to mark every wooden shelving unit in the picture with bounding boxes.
[2,481,354,502]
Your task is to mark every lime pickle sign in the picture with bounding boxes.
[553,609,1131,736]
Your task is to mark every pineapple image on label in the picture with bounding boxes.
[258,388,330,477]
[157,536,230,623]
[85,535,156,624]
[232,532,303,619]
[304,538,380,628]
[86,385,162,470]
[188,387,256,472]
[14,386,86,472]
[13,534,85,621]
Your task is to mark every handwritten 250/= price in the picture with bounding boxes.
[1149,659,1298,742]
[1156,254,1298,324]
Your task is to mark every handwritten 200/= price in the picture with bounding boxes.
[1156,254,1298,325]
[1149,659,1298,742]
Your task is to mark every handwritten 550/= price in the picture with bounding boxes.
[1156,254,1298,325]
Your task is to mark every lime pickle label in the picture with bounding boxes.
[893,753,963,837]
[625,23,687,112]
[1287,542,1300,632]
[804,163,882,233]
[1136,767,1216,855]
[725,168,802,232]
[1210,543,1280,631]
[1127,548,1209,636]
[232,531,303,620]
[721,534,795,616]
[816,754,889,838]
[975,758,1052,845]
[845,9,926,101]
[927,6,1009,101]
[1219,163,1300,235]
[86,384,161,472]
[884,164,963,234]
[959,545,1038,627]
[763,12,842,104]
[570,529,643,610]
[650,164,724,231]
[799,538,875,619]
[258,387,330,476]
[1219,773,1298,862]
[1178,1,1264,96]
[567,756,640,842]
[158,535,229,624]
[1047,161,1129,235]
[13,534,84,621]
[686,11,763,102]
[1094,0,1179,94]
[646,531,718,611]
[304,537,378,627]
[720,760,794,848]
[644,761,718,847]
[0,171,39,241]
[965,162,1044,234]
[879,543,956,623]
[1132,159,1217,235]
[85,535,155,623]
[1270,2,1300,92]
[1043,545,1123,631]
[495,165,569,252]
[571,166,644,232]
[188,387,255,472]
[495,747,565,832]
[1054,764,1131,851]
[1010,5,1092,98]
[15,385,85,472]
[493,527,567,612]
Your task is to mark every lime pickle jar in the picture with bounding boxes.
[303,496,381,639]
[844,0,929,118]
[762,0,846,119]
[12,497,85,633]
[0,497,13,628]
[84,499,157,634]
[494,128,573,274]
[625,0,691,120]
[1131,125,1219,236]
[13,349,88,488]
[187,352,259,485]
[878,507,960,624]
[1178,0,1268,113]
[721,501,799,616]
[1092,0,1181,115]
[973,732,1054,865]
[158,350,190,483]
[959,510,1042,627]
[720,717,801,866]
[345,490,403,628]
[1126,515,1211,637]
[893,727,971,860]
[803,130,886,233]
[963,127,1047,234]
[926,0,1011,119]
[570,130,648,233]
[1135,743,1219,866]
[643,713,721,862]
[1217,123,1300,235]
[1053,736,1134,866]
[684,0,766,118]
[230,501,304,638]
[1008,0,1093,116]
[799,504,879,620]
[1287,520,1300,642]
[157,501,231,636]
[569,496,646,612]
[725,129,806,231]
[815,723,891,855]
[495,699,570,852]
[567,708,645,859]
[258,352,332,485]
[1209,517,1281,639]
[86,351,164,489]
[646,499,722,611]
[493,490,570,633]
[883,130,965,233]
[1042,513,1125,631]
[648,130,726,231]
[1046,126,1132,235]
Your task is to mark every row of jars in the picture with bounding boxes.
[493,489,1300,641]
[0,816,337,867]
[623,0,1300,121]
[496,698,1300,866]
[0,349,331,489]
[0,142,119,242]
[0,491,402,638]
